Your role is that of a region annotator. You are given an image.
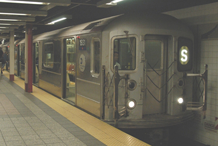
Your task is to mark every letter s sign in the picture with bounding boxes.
[177,37,192,72]
[179,46,189,65]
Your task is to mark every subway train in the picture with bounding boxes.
[10,12,201,130]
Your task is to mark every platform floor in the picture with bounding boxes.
[0,72,149,146]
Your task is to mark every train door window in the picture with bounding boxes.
[14,45,18,75]
[21,43,25,65]
[19,44,24,76]
[145,40,163,70]
[113,37,136,70]
[66,37,76,76]
[35,43,39,65]
[65,37,76,102]
[34,42,39,84]
[91,38,100,77]
[43,42,54,68]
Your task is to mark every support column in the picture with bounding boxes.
[25,25,33,92]
[9,30,14,81]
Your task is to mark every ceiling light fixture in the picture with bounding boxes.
[106,0,123,5]
[0,19,19,21]
[0,0,49,5]
[0,26,7,28]
[0,12,29,16]
[0,23,11,25]
[47,17,67,25]
[97,0,124,8]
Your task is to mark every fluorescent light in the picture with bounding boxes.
[0,19,19,21]
[0,0,49,5]
[0,23,11,25]
[106,0,123,5]
[47,17,67,25]
[0,26,7,28]
[0,12,29,16]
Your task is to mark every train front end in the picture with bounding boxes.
[102,13,198,129]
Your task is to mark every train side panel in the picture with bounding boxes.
[75,33,102,117]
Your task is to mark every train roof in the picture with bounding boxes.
[33,27,70,41]
[15,12,193,44]
[59,14,121,38]
[15,14,120,43]
[101,13,193,38]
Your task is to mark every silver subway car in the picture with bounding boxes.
[16,13,197,129]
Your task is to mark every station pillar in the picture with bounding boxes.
[25,25,33,93]
[9,30,14,81]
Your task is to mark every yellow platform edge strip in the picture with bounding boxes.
[3,72,150,146]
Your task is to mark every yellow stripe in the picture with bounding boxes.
[4,72,150,146]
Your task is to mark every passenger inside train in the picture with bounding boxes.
[114,52,121,69]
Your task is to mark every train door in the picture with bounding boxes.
[64,37,76,102]
[33,42,39,85]
[143,35,167,115]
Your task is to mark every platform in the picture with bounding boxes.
[0,72,149,146]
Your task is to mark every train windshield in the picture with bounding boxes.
[113,37,136,70]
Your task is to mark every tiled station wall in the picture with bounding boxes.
[177,25,218,146]
[164,3,218,145]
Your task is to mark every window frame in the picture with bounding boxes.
[144,39,164,71]
[111,35,138,73]
[43,42,54,69]
[65,37,76,76]
[90,37,101,78]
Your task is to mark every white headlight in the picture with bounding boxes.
[127,99,136,109]
[177,97,184,104]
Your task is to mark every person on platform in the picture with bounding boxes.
[0,49,6,74]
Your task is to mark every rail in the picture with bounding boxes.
[186,64,208,114]
[113,65,129,123]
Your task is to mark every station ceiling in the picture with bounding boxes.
[0,0,218,41]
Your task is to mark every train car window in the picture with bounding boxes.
[145,40,163,69]
[91,38,100,77]
[66,38,76,78]
[113,37,136,70]
[43,42,54,68]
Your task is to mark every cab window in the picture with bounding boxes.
[113,37,136,70]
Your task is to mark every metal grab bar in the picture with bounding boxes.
[186,64,208,117]
[113,65,129,123]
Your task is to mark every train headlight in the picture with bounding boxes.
[127,80,137,91]
[127,99,136,109]
[177,97,184,104]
